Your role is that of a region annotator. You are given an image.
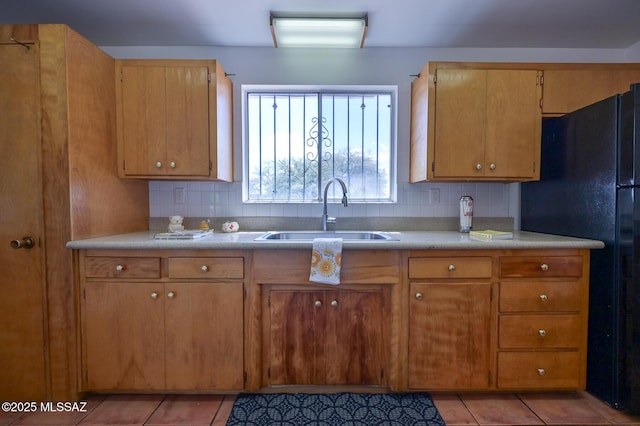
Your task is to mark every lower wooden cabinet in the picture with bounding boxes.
[408,281,493,390]
[265,288,387,386]
[496,252,589,390]
[78,247,591,394]
[80,251,245,392]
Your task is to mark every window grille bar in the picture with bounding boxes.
[361,95,365,197]
[376,96,381,197]
[258,95,263,196]
[272,95,277,197]
[287,96,292,199]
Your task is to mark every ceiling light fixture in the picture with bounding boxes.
[270,15,368,48]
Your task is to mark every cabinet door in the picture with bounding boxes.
[431,67,541,180]
[165,66,210,176]
[409,282,492,390]
[164,282,244,390]
[432,68,487,178]
[267,289,386,386]
[325,290,385,386]
[0,43,47,401]
[121,65,167,176]
[119,63,211,177]
[268,291,326,385]
[84,282,165,390]
[485,69,541,179]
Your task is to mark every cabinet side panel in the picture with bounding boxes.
[410,64,429,182]
[66,30,149,238]
[213,61,234,182]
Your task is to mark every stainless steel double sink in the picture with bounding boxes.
[255,230,397,241]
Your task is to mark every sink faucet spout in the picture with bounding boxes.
[322,178,349,231]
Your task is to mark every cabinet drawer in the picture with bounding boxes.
[168,257,244,279]
[409,257,492,279]
[497,351,581,389]
[499,315,582,348]
[84,257,161,279]
[500,256,582,278]
[500,281,581,312]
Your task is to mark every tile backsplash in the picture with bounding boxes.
[149,181,516,220]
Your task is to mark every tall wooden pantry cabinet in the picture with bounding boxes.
[0,24,148,401]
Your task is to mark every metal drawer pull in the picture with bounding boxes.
[115,264,126,272]
[540,263,549,271]
[539,294,548,301]
[448,264,456,271]
[331,300,338,307]
[201,265,209,272]
[170,161,176,168]
[415,293,423,300]
[167,292,175,299]
[314,300,322,308]
[489,163,496,170]
[538,329,547,337]
[156,161,162,168]
[537,368,546,376]
[150,292,159,299]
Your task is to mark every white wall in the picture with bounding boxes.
[103,45,634,223]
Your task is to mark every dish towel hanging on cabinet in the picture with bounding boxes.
[309,238,343,285]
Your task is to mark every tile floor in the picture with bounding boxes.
[0,391,639,425]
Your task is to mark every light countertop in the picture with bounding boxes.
[67,230,604,251]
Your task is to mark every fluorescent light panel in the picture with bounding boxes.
[271,16,367,48]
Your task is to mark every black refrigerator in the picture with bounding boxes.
[521,83,640,414]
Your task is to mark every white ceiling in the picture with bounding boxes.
[4,0,640,49]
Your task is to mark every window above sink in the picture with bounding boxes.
[242,85,398,204]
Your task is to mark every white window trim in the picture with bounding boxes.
[241,84,398,204]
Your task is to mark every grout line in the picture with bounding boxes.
[457,394,481,425]
[142,394,167,426]
[515,393,547,425]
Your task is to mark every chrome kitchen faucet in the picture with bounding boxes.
[322,178,349,231]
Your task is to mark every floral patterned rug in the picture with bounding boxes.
[226,392,446,425]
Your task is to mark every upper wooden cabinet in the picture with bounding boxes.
[410,62,543,182]
[542,65,640,115]
[115,59,233,181]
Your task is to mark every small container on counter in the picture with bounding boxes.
[459,196,473,232]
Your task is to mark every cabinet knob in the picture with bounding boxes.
[475,163,483,170]
[201,265,209,272]
[150,292,159,299]
[170,161,176,168]
[10,236,35,249]
[448,264,456,271]
[167,291,175,299]
[331,300,338,307]
[540,263,549,271]
[539,294,548,301]
[489,163,496,170]
[415,292,423,300]
[538,329,547,337]
[314,300,322,308]
[156,161,162,168]
[537,368,546,376]
[115,264,126,272]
